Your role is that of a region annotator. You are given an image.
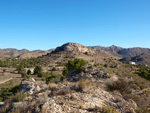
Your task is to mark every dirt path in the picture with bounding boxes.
[0,78,13,84]
[0,73,21,85]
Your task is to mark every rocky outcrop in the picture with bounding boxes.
[19,79,48,95]
[14,78,137,113]
[67,66,109,81]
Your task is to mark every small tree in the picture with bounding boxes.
[16,64,26,75]
[66,58,87,72]
[33,66,43,76]
[63,58,87,77]
[84,52,88,55]
[27,69,31,75]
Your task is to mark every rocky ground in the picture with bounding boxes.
[9,65,142,113]
[11,77,137,113]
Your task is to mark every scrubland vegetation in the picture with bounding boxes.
[0,43,150,113]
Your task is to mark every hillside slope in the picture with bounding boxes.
[0,42,150,113]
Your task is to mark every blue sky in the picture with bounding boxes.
[0,0,150,50]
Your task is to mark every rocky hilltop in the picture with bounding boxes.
[1,42,150,63]
[52,42,95,54]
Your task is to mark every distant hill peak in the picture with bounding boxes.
[52,42,95,54]
[91,45,123,52]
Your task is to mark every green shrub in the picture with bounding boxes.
[137,70,150,80]
[21,73,28,79]
[0,57,49,68]
[94,64,99,67]
[104,64,108,68]
[16,64,26,74]
[99,105,118,113]
[46,74,62,84]
[9,85,19,94]
[63,58,87,77]
[136,65,150,80]
[0,97,3,101]
[51,67,57,71]
[67,58,87,72]
[107,78,129,93]
[27,69,31,75]
[97,73,101,77]
[0,85,19,102]
[37,71,49,78]
[84,52,88,55]
[87,105,118,113]
[62,68,69,77]
[33,65,43,76]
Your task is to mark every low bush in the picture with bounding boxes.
[9,85,19,94]
[104,64,108,68]
[62,68,68,77]
[78,79,90,92]
[0,97,3,101]
[27,69,31,75]
[84,52,88,55]
[106,78,130,93]
[136,65,150,80]
[0,85,19,101]
[46,74,62,84]
[12,92,27,102]
[99,105,118,113]
[51,67,57,71]
[87,105,118,113]
[33,65,43,75]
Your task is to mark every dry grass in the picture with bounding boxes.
[12,92,27,102]
[78,79,89,92]
[79,103,83,109]
[0,102,10,113]
[48,83,57,90]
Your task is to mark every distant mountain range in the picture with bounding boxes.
[0,48,52,59]
[0,43,150,66]
[92,45,150,66]
[91,45,150,57]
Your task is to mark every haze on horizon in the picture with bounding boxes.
[0,0,150,50]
